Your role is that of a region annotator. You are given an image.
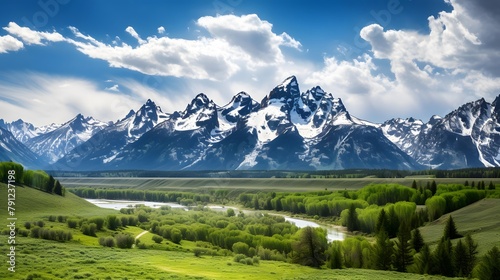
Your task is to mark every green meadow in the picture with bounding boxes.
[0,182,473,280]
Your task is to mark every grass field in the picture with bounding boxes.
[0,181,494,279]
[56,177,500,193]
[419,198,500,254]
[0,182,116,220]
[0,236,465,280]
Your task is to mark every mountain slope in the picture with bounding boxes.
[0,127,42,169]
[53,99,169,170]
[382,97,500,169]
[25,114,109,163]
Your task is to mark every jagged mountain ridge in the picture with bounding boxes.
[2,76,499,171]
[54,76,420,171]
[25,114,109,164]
[381,97,500,169]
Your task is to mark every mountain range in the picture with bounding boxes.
[1,76,499,171]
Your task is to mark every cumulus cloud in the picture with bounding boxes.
[3,22,64,45]
[1,14,301,82]
[157,26,165,34]
[0,35,23,53]
[0,73,143,126]
[125,26,146,44]
[197,14,302,64]
[303,0,500,122]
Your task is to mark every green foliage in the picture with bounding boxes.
[292,227,327,268]
[232,242,250,256]
[67,219,79,229]
[346,203,359,232]
[226,208,235,217]
[327,241,343,269]
[98,236,115,247]
[425,196,446,221]
[433,237,454,277]
[443,215,461,240]
[171,228,182,244]
[0,161,24,183]
[464,234,479,277]
[80,223,97,237]
[454,239,468,277]
[373,228,393,270]
[411,228,424,253]
[394,221,413,272]
[414,244,431,275]
[356,184,417,206]
[106,215,121,230]
[475,246,500,280]
[152,235,163,244]
[115,234,135,249]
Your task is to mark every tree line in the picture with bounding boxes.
[0,162,65,196]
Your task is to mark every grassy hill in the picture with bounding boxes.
[420,198,500,255]
[0,182,115,220]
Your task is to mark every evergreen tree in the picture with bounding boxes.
[411,227,425,253]
[434,237,454,277]
[375,209,388,234]
[46,175,55,193]
[430,180,437,195]
[394,220,413,272]
[415,244,431,274]
[489,181,495,190]
[327,241,343,269]
[292,227,327,268]
[346,203,359,232]
[476,246,500,280]
[443,215,461,240]
[464,234,478,277]
[53,180,63,196]
[388,206,400,238]
[373,228,393,270]
[464,180,469,187]
[454,239,467,277]
[411,180,418,190]
[253,196,260,210]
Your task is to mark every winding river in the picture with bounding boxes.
[85,198,345,242]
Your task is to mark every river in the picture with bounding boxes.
[85,198,345,242]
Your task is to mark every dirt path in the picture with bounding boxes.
[135,230,148,240]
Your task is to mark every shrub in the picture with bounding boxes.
[89,217,104,230]
[98,236,115,247]
[48,215,57,222]
[106,215,121,230]
[57,215,67,223]
[81,223,97,237]
[67,219,79,229]
[24,221,31,229]
[115,234,135,249]
[152,235,163,244]
[233,254,247,263]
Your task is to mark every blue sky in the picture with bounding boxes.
[1,0,499,126]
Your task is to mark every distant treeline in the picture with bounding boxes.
[0,161,65,196]
[47,167,500,178]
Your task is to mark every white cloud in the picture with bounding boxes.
[125,26,146,44]
[3,22,64,45]
[157,26,165,34]
[105,84,120,92]
[0,73,141,126]
[0,35,23,53]
[197,14,301,64]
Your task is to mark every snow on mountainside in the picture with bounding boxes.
[382,97,500,169]
[52,99,169,170]
[3,76,499,171]
[0,127,42,169]
[0,119,61,143]
[25,114,109,164]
